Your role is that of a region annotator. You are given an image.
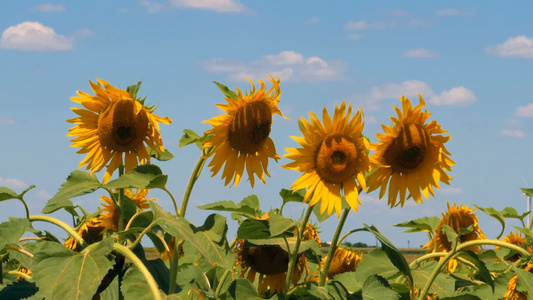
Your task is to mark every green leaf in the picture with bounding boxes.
[439,295,481,300]
[394,216,441,234]
[42,170,101,214]
[361,275,399,300]
[455,250,493,290]
[0,218,31,250]
[220,278,261,300]
[515,266,533,296]
[460,272,512,300]
[520,188,533,197]
[149,202,210,262]
[0,187,19,201]
[213,81,238,100]
[104,164,167,190]
[240,195,260,211]
[268,213,296,237]
[197,200,256,217]
[193,214,235,270]
[127,81,142,99]
[31,238,115,299]
[121,267,168,300]
[363,224,413,285]
[474,205,505,239]
[355,249,399,282]
[500,207,530,222]
[246,237,318,254]
[279,189,305,204]
[179,129,204,150]
[236,219,270,239]
[334,271,363,293]
[146,146,175,161]
[412,260,456,298]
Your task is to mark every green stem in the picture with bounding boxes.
[163,187,179,216]
[8,270,31,281]
[319,207,350,286]
[18,199,30,220]
[215,270,231,296]
[118,166,125,238]
[113,243,162,300]
[284,205,314,293]
[168,239,184,294]
[29,215,88,249]
[128,223,157,250]
[337,228,367,248]
[5,245,34,258]
[180,155,207,218]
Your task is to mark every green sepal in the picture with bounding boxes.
[213,81,238,100]
[104,164,167,190]
[42,170,101,214]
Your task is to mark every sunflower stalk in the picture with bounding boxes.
[117,166,125,240]
[319,207,350,286]
[284,204,314,293]
[29,215,88,249]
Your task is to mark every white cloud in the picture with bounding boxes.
[34,4,66,12]
[0,177,26,189]
[436,8,470,16]
[203,51,346,83]
[500,129,526,138]
[34,190,51,200]
[139,0,168,13]
[344,20,391,31]
[391,9,409,16]
[440,187,463,195]
[515,103,533,117]
[430,86,476,106]
[0,22,73,51]
[0,116,14,125]
[370,80,433,100]
[171,0,246,12]
[306,17,319,25]
[488,36,533,58]
[403,48,437,58]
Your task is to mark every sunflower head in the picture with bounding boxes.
[423,202,486,272]
[367,94,454,208]
[283,101,371,217]
[64,218,104,251]
[325,247,363,278]
[498,231,531,262]
[202,77,286,188]
[504,263,533,300]
[67,79,171,183]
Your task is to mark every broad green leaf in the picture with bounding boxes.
[0,218,31,250]
[394,216,441,234]
[520,188,533,197]
[193,214,235,270]
[355,249,399,282]
[131,244,173,293]
[268,213,296,237]
[364,224,413,285]
[149,202,210,261]
[455,250,493,290]
[440,224,474,250]
[220,278,261,300]
[361,275,399,300]
[279,189,305,204]
[213,81,238,100]
[240,195,260,211]
[179,129,203,150]
[334,271,363,293]
[197,200,256,217]
[515,266,533,296]
[42,170,101,214]
[246,237,319,254]
[500,206,530,222]
[412,260,456,298]
[129,211,154,228]
[237,219,270,239]
[0,187,18,201]
[439,295,481,300]
[31,238,115,300]
[121,267,170,300]
[460,272,512,300]
[389,282,411,300]
[474,205,505,239]
[146,146,175,161]
[0,280,38,299]
[308,284,331,299]
[104,164,167,189]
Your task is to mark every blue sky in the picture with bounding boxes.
[1,1,533,248]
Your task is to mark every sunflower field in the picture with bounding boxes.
[1,77,533,300]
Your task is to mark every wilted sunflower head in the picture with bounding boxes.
[367,94,454,208]
[504,263,533,300]
[498,231,531,262]
[64,218,104,251]
[202,76,286,188]
[423,202,486,272]
[67,79,171,183]
[325,247,363,278]
[283,101,371,217]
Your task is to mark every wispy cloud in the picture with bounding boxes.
[487,36,533,58]
[403,48,438,58]
[344,15,433,39]
[0,177,27,189]
[515,103,533,117]
[430,86,476,106]
[439,187,463,195]
[500,129,526,138]
[140,0,250,13]
[306,17,319,25]
[0,116,14,125]
[202,50,347,83]
[34,4,66,12]
[436,8,470,16]
[0,22,73,51]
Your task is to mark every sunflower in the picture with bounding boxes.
[423,202,486,273]
[283,101,371,217]
[366,95,454,208]
[64,218,104,251]
[325,247,363,278]
[67,79,171,183]
[504,263,533,300]
[96,188,156,233]
[235,216,320,295]
[202,76,286,187]
[497,231,532,262]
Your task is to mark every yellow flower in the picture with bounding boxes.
[67,79,171,183]
[367,95,454,207]
[325,247,363,278]
[283,101,371,217]
[498,231,532,262]
[96,189,156,233]
[202,77,286,187]
[64,218,104,251]
[504,263,533,300]
[423,202,486,273]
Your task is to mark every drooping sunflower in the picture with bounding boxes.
[366,95,454,208]
[64,218,104,251]
[423,202,486,273]
[202,76,286,187]
[325,247,363,279]
[504,263,533,300]
[235,216,320,296]
[67,79,171,183]
[497,231,532,262]
[96,188,156,233]
[283,101,371,217]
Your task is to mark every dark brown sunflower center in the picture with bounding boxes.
[315,134,358,184]
[243,245,288,275]
[227,101,272,154]
[98,99,149,152]
[384,123,430,172]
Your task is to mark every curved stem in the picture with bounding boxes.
[180,155,207,218]
[18,199,30,220]
[284,205,314,293]
[125,211,143,231]
[29,215,88,249]
[128,223,157,250]
[5,245,34,258]
[162,187,179,216]
[9,270,32,281]
[319,207,350,286]
[113,243,162,300]
[215,269,231,296]
[337,228,368,247]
